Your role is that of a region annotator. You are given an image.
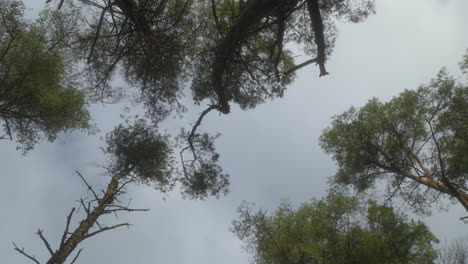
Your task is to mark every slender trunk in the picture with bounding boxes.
[45,169,131,264]
[212,0,276,114]
[306,0,328,76]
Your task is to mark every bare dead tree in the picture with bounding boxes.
[13,167,148,264]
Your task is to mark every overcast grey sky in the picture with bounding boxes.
[2,0,468,263]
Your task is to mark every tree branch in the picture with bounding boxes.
[427,120,468,211]
[36,229,54,256]
[284,57,318,75]
[211,0,224,37]
[76,170,100,201]
[69,249,83,264]
[84,223,130,239]
[187,104,221,161]
[13,242,41,264]
[88,5,111,63]
[59,207,75,250]
[306,0,328,77]
[212,0,282,114]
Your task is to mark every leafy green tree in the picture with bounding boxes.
[320,53,468,213]
[192,0,375,114]
[0,0,91,151]
[17,0,371,202]
[232,194,439,264]
[39,0,375,189]
[45,0,375,115]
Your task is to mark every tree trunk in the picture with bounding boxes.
[45,169,131,264]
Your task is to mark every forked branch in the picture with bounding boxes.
[14,168,148,264]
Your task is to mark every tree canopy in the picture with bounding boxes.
[0,0,375,196]
[232,194,439,264]
[43,0,375,115]
[0,0,91,151]
[320,53,468,213]
[6,1,467,263]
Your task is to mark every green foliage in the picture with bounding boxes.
[0,0,375,199]
[72,0,196,122]
[319,54,468,212]
[178,130,230,199]
[104,120,175,192]
[191,0,375,110]
[41,0,375,121]
[232,194,439,264]
[104,122,229,198]
[0,0,90,151]
[460,49,468,77]
[14,0,375,197]
[364,201,438,264]
[191,0,297,109]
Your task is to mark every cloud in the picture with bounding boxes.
[2,0,467,263]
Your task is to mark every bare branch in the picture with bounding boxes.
[59,207,76,250]
[284,57,319,75]
[13,242,41,264]
[70,249,83,264]
[36,229,54,256]
[76,171,100,201]
[84,223,130,239]
[88,6,111,63]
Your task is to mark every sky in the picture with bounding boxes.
[2,0,468,263]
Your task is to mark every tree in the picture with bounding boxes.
[10,0,376,260]
[37,0,375,195]
[191,0,374,114]
[13,120,228,264]
[320,53,468,214]
[232,193,439,264]
[0,0,91,151]
[45,0,375,114]
[438,238,468,264]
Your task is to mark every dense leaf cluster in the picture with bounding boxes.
[320,60,468,212]
[104,120,174,191]
[104,121,229,198]
[0,0,90,151]
[233,194,438,264]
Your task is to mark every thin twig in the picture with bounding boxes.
[84,223,130,239]
[70,248,83,264]
[59,207,76,250]
[12,242,41,264]
[36,229,54,256]
[76,171,100,201]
